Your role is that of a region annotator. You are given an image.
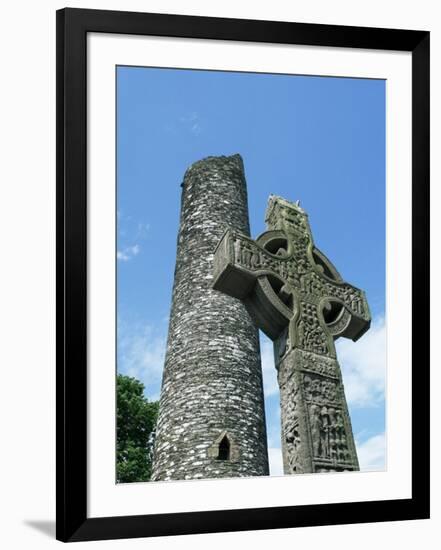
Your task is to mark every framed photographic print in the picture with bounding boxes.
[56,8,430,542]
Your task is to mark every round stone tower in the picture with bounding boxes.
[151,154,269,481]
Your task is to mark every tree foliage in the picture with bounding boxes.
[116,374,159,483]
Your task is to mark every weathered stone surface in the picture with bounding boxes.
[278,349,359,473]
[213,194,371,474]
[151,155,269,481]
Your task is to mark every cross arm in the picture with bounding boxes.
[212,229,293,339]
[319,278,371,342]
[212,229,259,300]
[212,229,289,297]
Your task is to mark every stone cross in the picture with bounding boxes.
[212,195,371,474]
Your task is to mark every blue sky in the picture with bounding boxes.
[117,66,386,475]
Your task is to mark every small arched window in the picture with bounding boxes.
[217,435,230,460]
[208,431,237,461]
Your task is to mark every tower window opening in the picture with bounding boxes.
[217,435,230,460]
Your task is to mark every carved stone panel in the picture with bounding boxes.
[278,369,314,475]
[278,348,359,474]
[290,348,339,378]
[297,301,330,356]
[301,370,358,471]
[280,375,303,474]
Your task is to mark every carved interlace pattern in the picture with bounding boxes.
[232,235,366,307]
[297,302,329,355]
[294,350,338,378]
[303,374,338,404]
[230,224,368,356]
[266,204,309,237]
[281,380,303,474]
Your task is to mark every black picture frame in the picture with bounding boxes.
[56,7,430,543]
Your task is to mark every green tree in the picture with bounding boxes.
[116,374,159,483]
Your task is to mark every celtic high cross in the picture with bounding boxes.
[212,195,371,474]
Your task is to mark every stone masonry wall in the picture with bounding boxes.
[151,155,269,481]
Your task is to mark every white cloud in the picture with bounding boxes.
[268,447,284,476]
[136,222,150,239]
[269,433,386,476]
[356,432,386,471]
[179,112,203,135]
[118,320,166,400]
[260,316,386,410]
[117,244,140,262]
[336,316,386,408]
[117,212,149,260]
[190,122,202,136]
[265,402,281,451]
[260,335,279,397]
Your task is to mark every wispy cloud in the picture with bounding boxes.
[261,316,386,409]
[261,318,386,475]
[269,432,386,476]
[268,447,284,476]
[336,316,386,407]
[164,111,204,136]
[356,432,386,471]
[117,244,140,262]
[117,211,150,262]
[136,222,150,239]
[118,319,167,400]
[179,112,203,136]
[190,122,202,136]
[261,335,278,397]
